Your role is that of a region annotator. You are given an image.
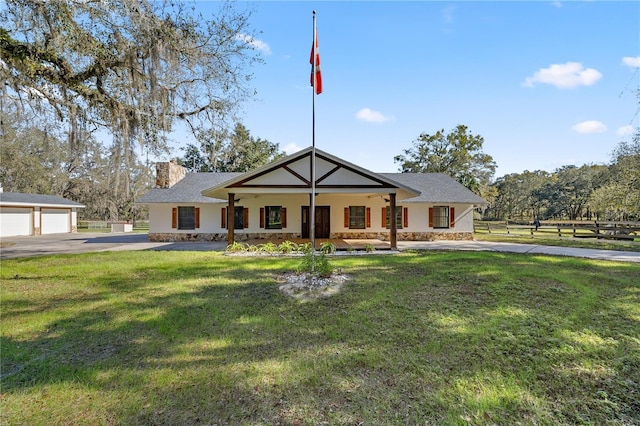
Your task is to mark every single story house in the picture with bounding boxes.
[136,147,486,249]
[0,191,84,237]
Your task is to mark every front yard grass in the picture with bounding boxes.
[1,251,639,425]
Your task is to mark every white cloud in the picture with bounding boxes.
[572,120,607,134]
[355,108,394,123]
[622,56,640,68]
[551,1,563,8]
[236,34,271,55]
[523,62,602,89]
[283,143,303,155]
[616,125,634,136]
[441,6,456,24]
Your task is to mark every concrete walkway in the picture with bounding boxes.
[1,232,639,263]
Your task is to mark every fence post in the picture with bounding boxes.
[572,223,576,238]
[595,222,600,239]
[558,224,562,237]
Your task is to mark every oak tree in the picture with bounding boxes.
[394,125,496,195]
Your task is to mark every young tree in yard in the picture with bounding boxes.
[394,125,496,196]
[180,123,285,172]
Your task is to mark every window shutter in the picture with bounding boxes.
[366,207,371,228]
[221,208,226,229]
[195,207,200,229]
[450,207,455,228]
[403,207,408,228]
[260,207,265,228]
[244,208,249,228]
[381,207,386,227]
[428,207,434,228]
[172,207,177,229]
[344,207,349,228]
[282,208,287,228]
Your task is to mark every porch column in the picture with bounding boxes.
[389,193,397,250]
[227,193,235,245]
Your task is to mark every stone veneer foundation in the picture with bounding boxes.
[331,232,473,241]
[149,231,472,242]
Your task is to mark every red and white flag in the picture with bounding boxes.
[310,32,322,94]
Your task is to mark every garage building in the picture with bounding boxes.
[0,191,84,238]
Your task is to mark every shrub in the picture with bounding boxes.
[278,240,299,254]
[298,242,313,254]
[226,241,248,253]
[319,242,336,254]
[257,242,278,254]
[297,250,333,277]
[365,243,375,253]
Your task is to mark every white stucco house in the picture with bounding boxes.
[136,147,486,249]
[0,190,84,238]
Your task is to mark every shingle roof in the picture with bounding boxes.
[136,170,486,206]
[380,173,487,204]
[136,173,241,203]
[0,192,85,207]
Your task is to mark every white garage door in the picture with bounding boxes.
[0,207,33,237]
[41,208,71,234]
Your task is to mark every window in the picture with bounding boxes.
[265,206,282,229]
[385,206,403,229]
[177,206,196,230]
[432,206,449,228]
[349,206,366,229]
[234,206,245,229]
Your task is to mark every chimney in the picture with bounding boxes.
[156,160,186,188]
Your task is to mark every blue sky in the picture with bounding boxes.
[190,1,639,178]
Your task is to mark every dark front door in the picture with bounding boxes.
[301,206,330,238]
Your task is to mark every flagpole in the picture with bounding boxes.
[310,10,317,268]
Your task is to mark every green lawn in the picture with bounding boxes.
[2,251,639,425]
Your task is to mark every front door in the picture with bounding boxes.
[301,206,330,238]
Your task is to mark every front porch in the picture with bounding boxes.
[245,237,392,251]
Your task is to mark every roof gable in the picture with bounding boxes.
[201,147,420,199]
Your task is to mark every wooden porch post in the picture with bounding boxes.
[389,193,397,250]
[227,193,235,245]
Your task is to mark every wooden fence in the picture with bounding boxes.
[78,220,149,231]
[475,220,640,241]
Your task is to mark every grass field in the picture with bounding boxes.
[2,251,639,425]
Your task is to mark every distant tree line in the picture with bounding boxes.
[0,106,282,221]
[395,124,639,222]
[484,131,640,222]
[179,123,285,173]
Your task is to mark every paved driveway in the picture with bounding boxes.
[398,240,640,263]
[0,232,227,259]
[1,232,639,263]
